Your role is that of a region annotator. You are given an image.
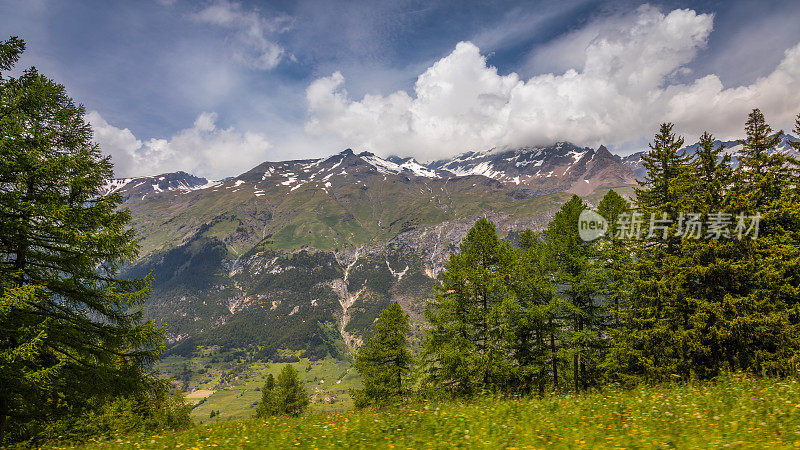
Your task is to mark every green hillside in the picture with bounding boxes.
[119,170,587,357]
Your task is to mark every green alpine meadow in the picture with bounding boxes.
[41,376,800,449]
[3,1,800,448]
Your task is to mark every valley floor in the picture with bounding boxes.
[157,350,362,423]
[47,375,800,449]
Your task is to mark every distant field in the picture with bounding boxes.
[157,349,360,423]
[62,375,800,449]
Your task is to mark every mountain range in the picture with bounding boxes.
[107,136,797,359]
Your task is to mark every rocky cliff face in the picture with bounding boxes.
[429,142,637,195]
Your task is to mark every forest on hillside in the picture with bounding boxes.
[352,111,800,407]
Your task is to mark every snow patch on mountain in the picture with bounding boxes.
[100,171,213,197]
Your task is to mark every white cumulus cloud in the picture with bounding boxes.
[305,6,800,160]
[88,111,272,179]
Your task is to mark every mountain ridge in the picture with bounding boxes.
[110,134,796,360]
[105,141,637,204]
[106,134,800,198]
[109,143,622,357]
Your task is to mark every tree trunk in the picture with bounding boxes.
[0,394,8,445]
[581,356,587,391]
[396,356,402,398]
[481,288,489,389]
[549,316,557,389]
[536,327,545,397]
[574,353,580,392]
[574,313,581,392]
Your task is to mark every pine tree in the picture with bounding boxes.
[596,189,631,346]
[423,218,510,396]
[613,124,694,383]
[689,132,732,212]
[718,109,800,375]
[0,36,23,72]
[739,109,782,177]
[734,109,790,210]
[636,123,691,218]
[272,365,309,416]
[615,113,800,382]
[790,113,800,153]
[504,230,557,395]
[255,373,277,418]
[0,36,162,443]
[545,195,605,391]
[352,302,413,408]
[654,131,736,380]
[672,112,800,378]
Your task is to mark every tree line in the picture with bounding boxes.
[354,109,800,406]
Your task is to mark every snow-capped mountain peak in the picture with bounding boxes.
[101,171,215,198]
[103,142,642,202]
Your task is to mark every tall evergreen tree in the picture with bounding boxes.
[790,113,800,153]
[653,131,736,380]
[272,365,309,416]
[423,218,511,396]
[545,195,605,391]
[595,189,631,376]
[635,123,691,222]
[352,302,413,408]
[0,36,23,72]
[504,230,557,395]
[613,124,694,382]
[615,113,800,382]
[255,374,277,418]
[718,109,800,375]
[735,108,793,209]
[690,132,732,212]
[0,36,162,443]
[739,109,783,179]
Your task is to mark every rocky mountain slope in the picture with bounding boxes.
[112,134,799,360]
[430,142,637,195]
[108,142,638,359]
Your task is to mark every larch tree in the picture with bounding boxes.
[352,302,413,408]
[595,189,631,376]
[505,230,557,395]
[423,218,510,396]
[255,373,277,418]
[0,36,163,443]
[273,365,309,416]
[545,195,605,392]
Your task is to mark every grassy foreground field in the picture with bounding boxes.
[48,375,800,449]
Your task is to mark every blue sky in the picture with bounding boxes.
[2,0,800,178]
